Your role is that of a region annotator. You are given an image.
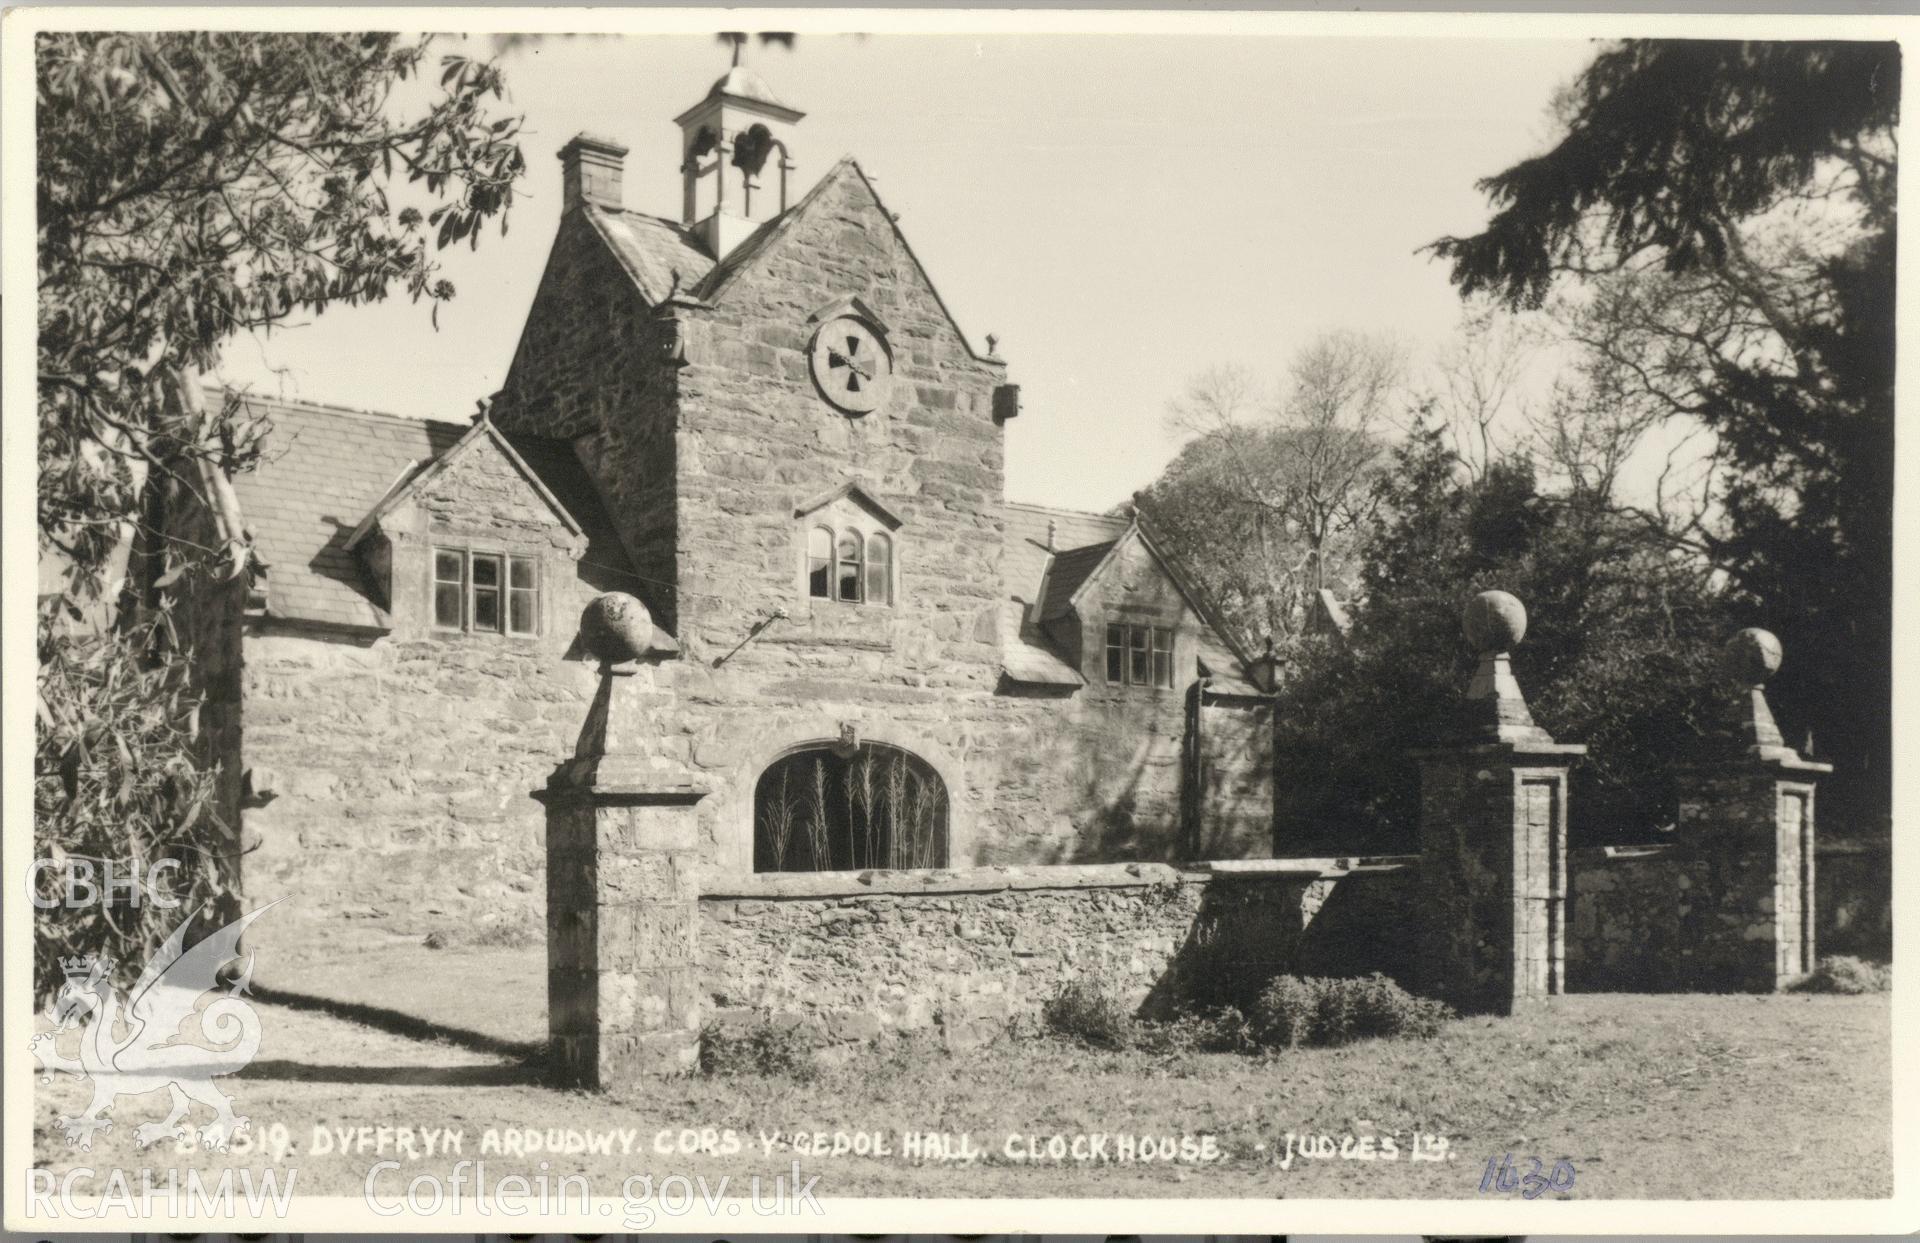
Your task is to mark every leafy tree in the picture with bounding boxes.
[35,33,525,998]
[1274,426,1730,852]
[1427,39,1897,834]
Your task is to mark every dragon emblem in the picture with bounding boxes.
[31,902,278,1152]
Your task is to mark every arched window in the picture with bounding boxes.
[754,743,949,872]
[836,531,864,603]
[807,526,833,599]
[865,532,892,606]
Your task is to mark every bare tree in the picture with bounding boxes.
[1280,331,1409,595]
[1427,304,1542,480]
[1153,332,1407,639]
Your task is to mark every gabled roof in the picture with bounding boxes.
[1038,541,1117,620]
[997,502,1265,696]
[693,158,993,365]
[582,205,717,305]
[573,157,998,367]
[218,389,639,632]
[344,416,585,550]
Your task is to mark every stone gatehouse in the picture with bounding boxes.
[199,64,1277,932]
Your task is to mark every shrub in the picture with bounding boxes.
[1041,980,1135,1049]
[1132,1006,1255,1055]
[1791,955,1891,995]
[1251,973,1452,1048]
[1251,974,1321,1048]
[698,1020,816,1079]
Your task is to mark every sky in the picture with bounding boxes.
[214,32,1603,513]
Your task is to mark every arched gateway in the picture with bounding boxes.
[752,742,949,872]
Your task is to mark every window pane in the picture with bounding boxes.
[837,531,863,603]
[508,589,536,635]
[1153,628,1174,688]
[1129,625,1150,684]
[509,556,536,589]
[473,588,501,632]
[1105,624,1125,683]
[471,555,502,631]
[865,534,891,605]
[808,527,832,598]
[434,583,463,628]
[434,550,464,584]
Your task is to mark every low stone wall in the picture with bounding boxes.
[1568,838,1891,992]
[1816,840,1892,960]
[1567,846,1705,991]
[696,858,1419,1050]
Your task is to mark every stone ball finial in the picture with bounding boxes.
[1723,626,1783,686]
[580,592,654,663]
[1462,590,1528,655]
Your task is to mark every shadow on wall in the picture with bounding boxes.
[1138,867,1423,1018]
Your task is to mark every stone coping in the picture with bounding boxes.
[700,857,1419,900]
[1198,856,1417,878]
[701,863,1206,900]
[1571,843,1679,860]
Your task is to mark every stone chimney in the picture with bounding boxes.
[558,134,628,213]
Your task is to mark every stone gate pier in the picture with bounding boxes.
[538,595,706,1088]
[1415,591,1586,1015]
[1678,627,1830,991]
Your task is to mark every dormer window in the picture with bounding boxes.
[433,546,539,636]
[1105,623,1174,689]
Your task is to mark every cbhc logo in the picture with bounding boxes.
[28,856,183,909]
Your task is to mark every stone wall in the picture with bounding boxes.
[1567,837,1889,992]
[494,211,683,628]
[695,860,1417,1051]
[1816,840,1892,959]
[483,162,1275,876]
[1566,846,1704,991]
[241,433,619,932]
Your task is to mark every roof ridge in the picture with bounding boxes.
[1004,500,1130,521]
[209,384,468,431]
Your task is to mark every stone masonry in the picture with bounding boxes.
[1416,592,1584,1015]
[1674,628,1829,991]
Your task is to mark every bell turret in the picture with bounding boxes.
[674,61,804,259]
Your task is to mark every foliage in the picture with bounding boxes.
[35,33,525,999]
[33,606,210,1002]
[1428,39,1897,832]
[1249,973,1453,1049]
[1040,980,1135,1049]
[1037,979,1254,1055]
[698,1019,818,1079]
[1273,426,1731,849]
[1790,955,1891,996]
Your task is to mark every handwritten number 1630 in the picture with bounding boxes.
[1479,1152,1576,1198]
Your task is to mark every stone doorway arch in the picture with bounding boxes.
[752,741,949,872]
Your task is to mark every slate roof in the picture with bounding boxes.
[1038,541,1118,621]
[580,158,998,372]
[220,390,637,631]
[585,207,716,305]
[999,502,1263,696]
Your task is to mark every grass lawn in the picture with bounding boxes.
[31,929,1892,1204]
